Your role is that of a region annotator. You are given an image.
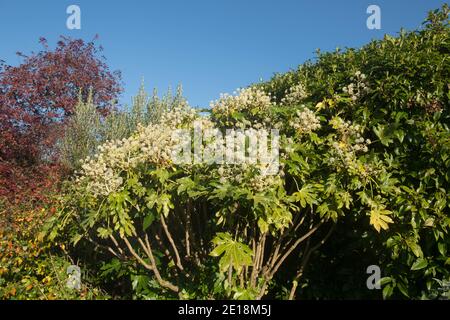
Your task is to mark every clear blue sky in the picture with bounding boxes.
[0,0,447,108]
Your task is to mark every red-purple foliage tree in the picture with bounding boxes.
[0,36,122,203]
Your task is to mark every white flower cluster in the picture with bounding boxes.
[77,107,198,197]
[210,87,284,131]
[342,71,369,102]
[249,174,283,193]
[289,108,321,134]
[159,105,198,128]
[329,117,372,176]
[209,127,282,192]
[281,83,308,105]
[217,163,283,193]
[210,87,273,117]
[330,117,370,153]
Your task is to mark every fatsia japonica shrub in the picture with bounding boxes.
[45,78,400,299]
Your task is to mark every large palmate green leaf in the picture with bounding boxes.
[210,233,253,273]
[290,184,319,208]
[369,207,394,232]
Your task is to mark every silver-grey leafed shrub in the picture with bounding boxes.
[60,83,187,171]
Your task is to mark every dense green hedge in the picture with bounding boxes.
[257,4,450,299]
